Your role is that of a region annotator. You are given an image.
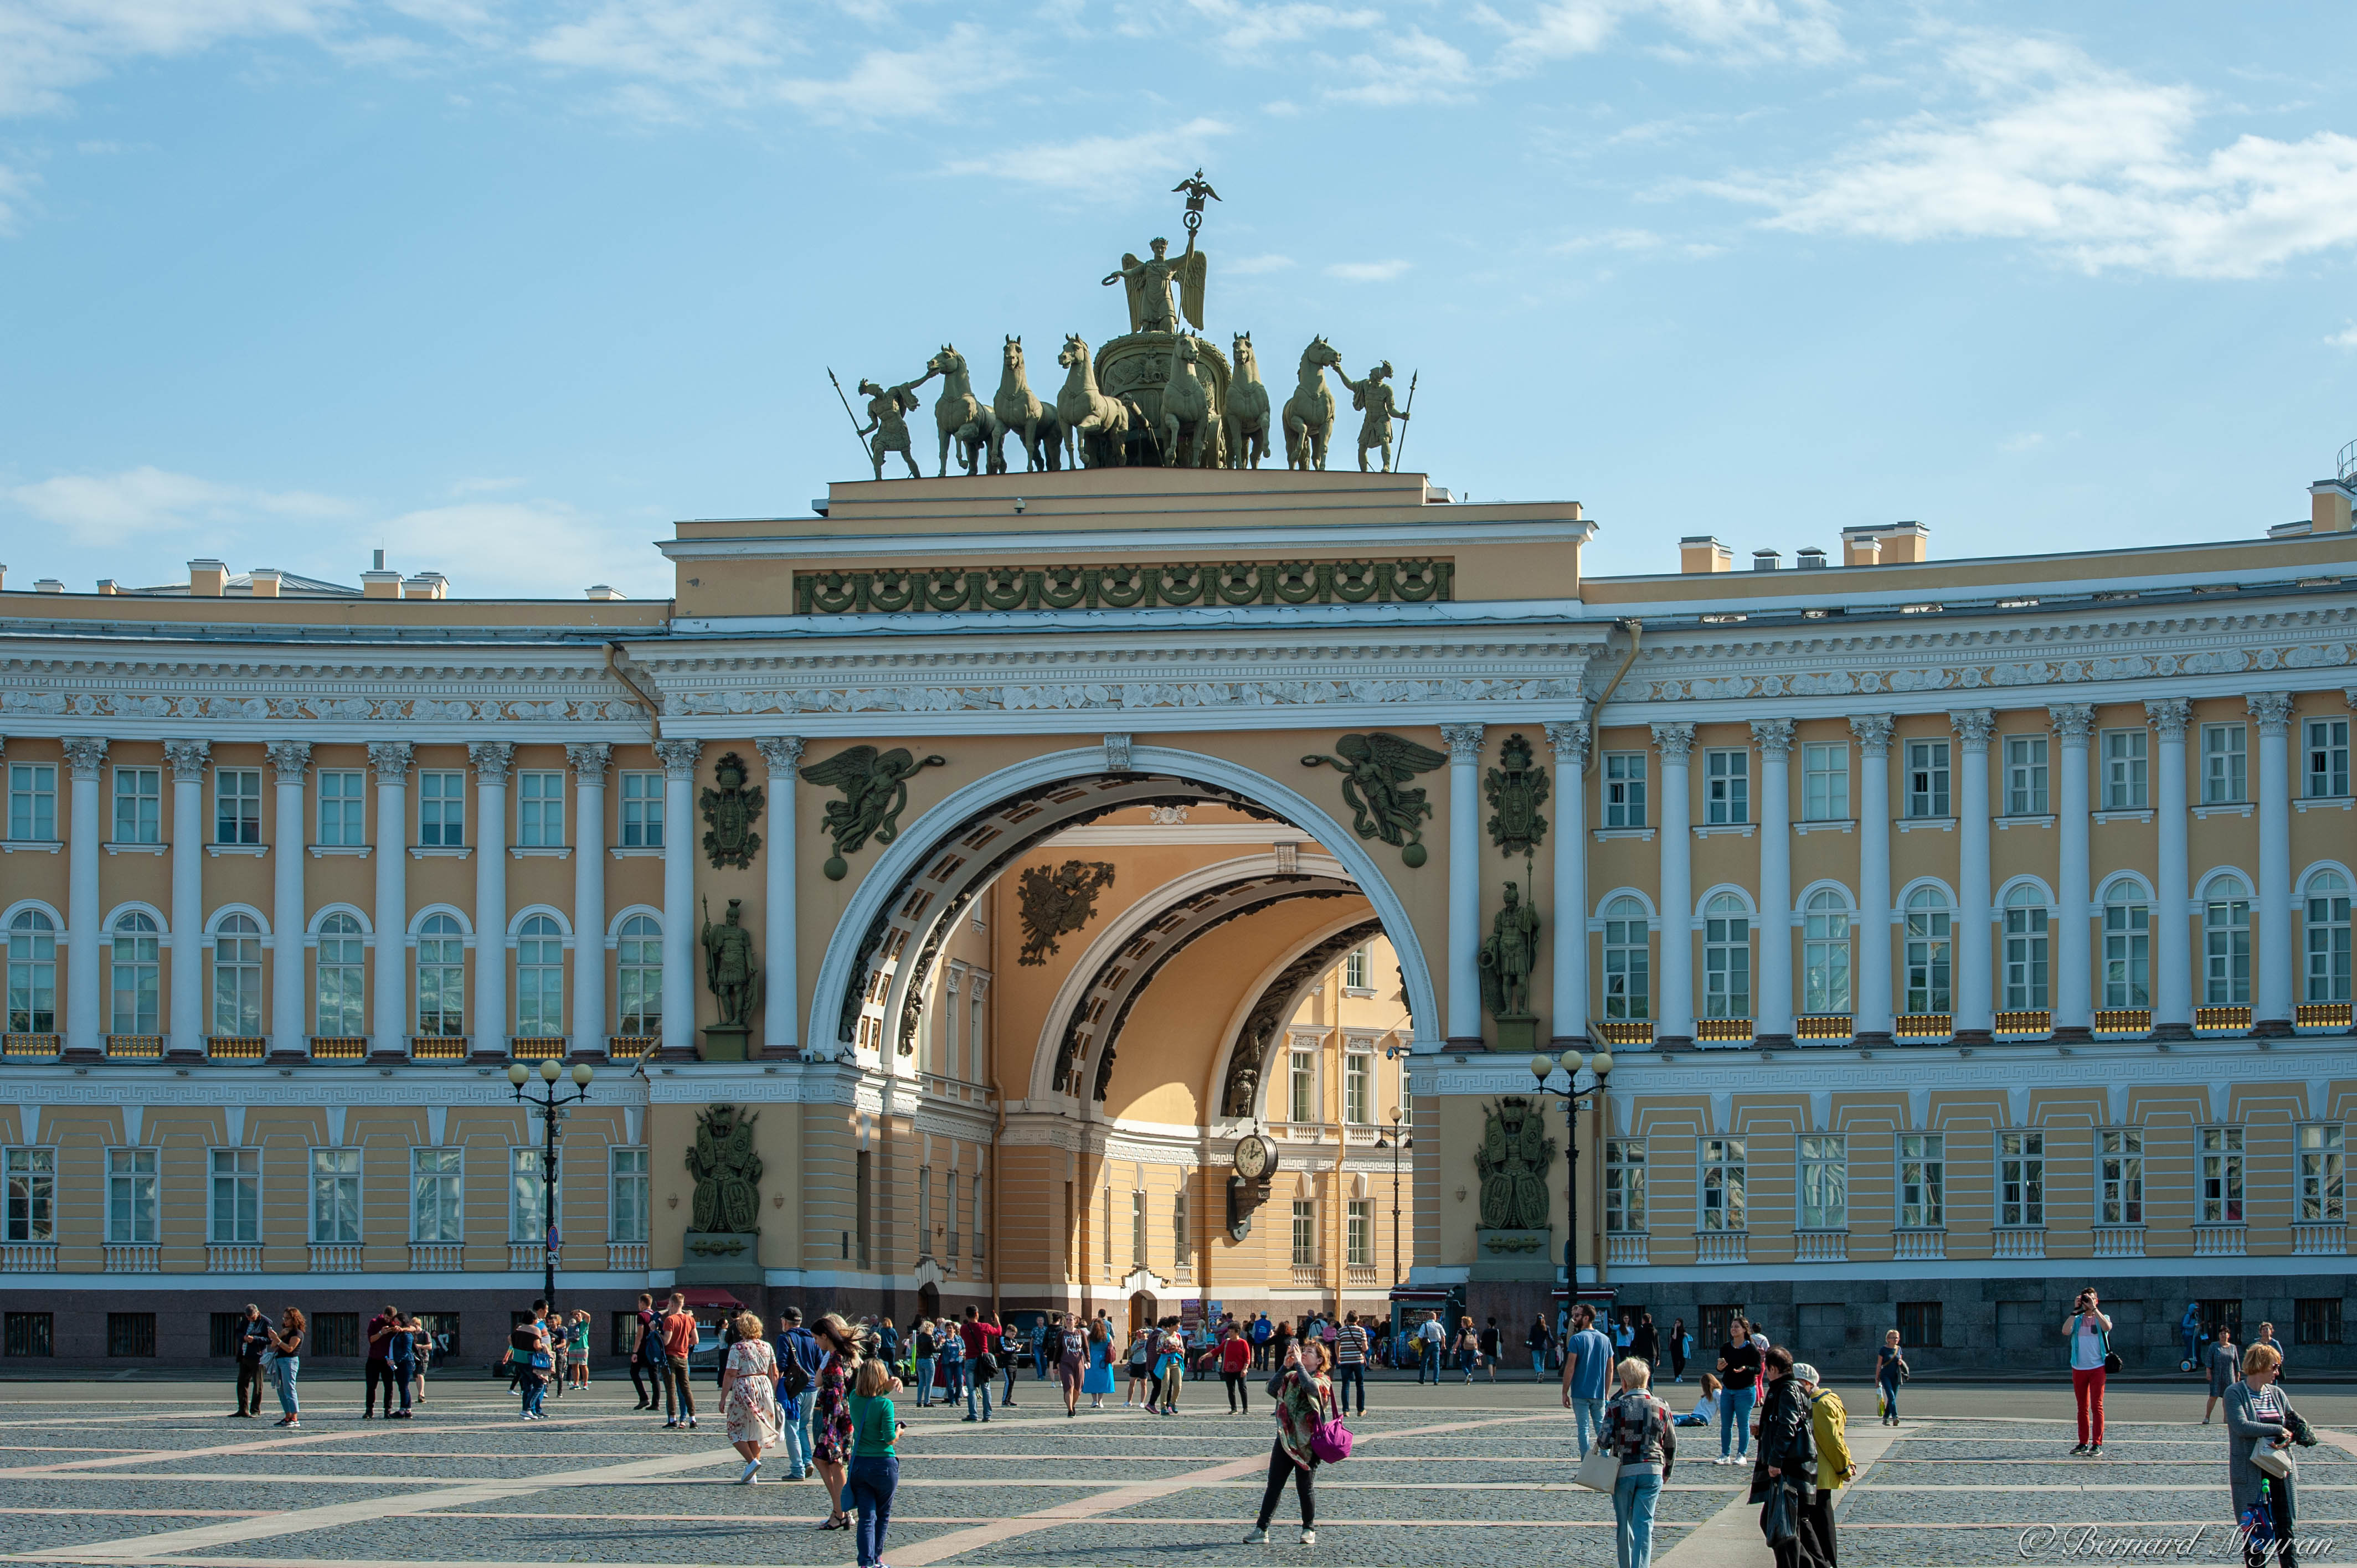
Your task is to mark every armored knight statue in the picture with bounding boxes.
[1478,880,1541,1020]
[857,372,932,481]
[1337,359,1411,473]
[701,897,760,1028]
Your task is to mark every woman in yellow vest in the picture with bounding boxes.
[1794,1363,1853,1568]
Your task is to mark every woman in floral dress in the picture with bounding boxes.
[720,1311,782,1484]
[810,1313,860,1531]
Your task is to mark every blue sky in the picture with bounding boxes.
[6,1,2357,598]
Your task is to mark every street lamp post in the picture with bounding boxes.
[1529,1049,1613,1295]
[1382,1109,1413,1288]
[509,1057,595,1311]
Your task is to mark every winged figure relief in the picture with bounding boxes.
[799,744,948,878]
[1300,731,1449,864]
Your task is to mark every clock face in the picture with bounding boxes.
[1234,1133,1274,1180]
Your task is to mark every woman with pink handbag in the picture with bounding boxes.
[1243,1339,1342,1546]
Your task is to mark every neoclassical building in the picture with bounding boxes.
[1,465,2352,1368]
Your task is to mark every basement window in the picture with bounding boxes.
[1900,602,1943,615]
[1996,597,2040,609]
[1701,612,1748,625]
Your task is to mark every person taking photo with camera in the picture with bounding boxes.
[2063,1288,2116,1457]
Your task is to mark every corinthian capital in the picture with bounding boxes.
[2048,704,2096,745]
[162,739,212,783]
[59,736,109,781]
[1749,718,1796,757]
[1439,724,1485,764]
[467,740,514,784]
[265,740,312,785]
[368,741,415,782]
[755,736,807,775]
[1949,709,1996,751]
[2246,692,2294,735]
[1542,720,1591,767]
[653,738,702,780]
[565,742,613,782]
[2144,698,2192,741]
[1650,723,1696,764]
[1847,714,1894,757]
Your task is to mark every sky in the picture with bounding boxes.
[7,1,2357,600]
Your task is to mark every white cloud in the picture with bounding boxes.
[0,0,342,116]
[0,163,33,231]
[1480,0,1843,70]
[1228,252,1297,274]
[942,117,1231,193]
[1326,258,1411,281]
[2327,324,2357,350]
[777,25,1018,122]
[1183,0,1381,56]
[1702,34,2357,279]
[1321,29,1473,106]
[1999,431,2044,452]
[6,466,348,544]
[378,499,662,597]
[1553,227,1666,252]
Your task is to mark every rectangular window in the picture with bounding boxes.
[2201,1127,2245,1224]
[1896,1301,1943,1349]
[210,1312,249,1358]
[610,1148,649,1244]
[510,1147,555,1244]
[855,1151,870,1270]
[107,1313,157,1358]
[1343,946,1371,990]
[619,772,663,848]
[1604,1139,1648,1233]
[1704,903,1751,1018]
[947,1173,960,1260]
[106,1147,158,1244]
[2296,1298,2343,1346]
[410,1147,464,1243]
[5,1148,55,1243]
[2206,891,2253,1004]
[1290,1199,1316,1270]
[917,1164,932,1256]
[1905,740,1950,818]
[7,764,58,842]
[2004,734,2049,815]
[309,1148,361,1244]
[214,768,262,845]
[2103,899,2151,1008]
[316,770,365,846]
[2099,1129,2143,1225]
[1289,1048,1315,1123]
[2309,718,2352,799]
[418,771,465,846]
[1802,742,1850,822]
[1603,905,1651,1020]
[517,772,564,847]
[1345,1199,1371,1267]
[2298,1124,2344,1224]
[1399,1060,1413,1126]
[1997,1131,2044,1227]
[1130,1188,1146,1263]
[1903,903,1953,1014]
[2203,725,2247,804]
[1699,1137,1746,1232]
[2102,729,2149,809]
[1172,1187,1187,1266]
[112,767,160,844]
[1603,753,1646,828]
[972,1173,986,1263]
[3,1312,53,1357]
[2310,876,2354,1003]
[1344,1052,1371,1124]
[1802,901,1851,1014]
[209,1148,260,1244]
[310,1312,359,1358]
[1897,1133,1944,1229]
[1797,1134,1846,1230]
[1704,749,1749,825]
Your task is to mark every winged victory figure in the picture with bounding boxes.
[799,745,949,878]
[1300,732,1450,863]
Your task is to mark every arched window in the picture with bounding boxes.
[1702,893,1751,1019]
[2307,870,2353,1004]
[2204,875,2252,1005]
[6,910,58,1033]
[1903,886,1952,1015]
[109,912,161,1034]
[316,914,366,1035]
[416,914,466,1038]
[1602,897,1650,1021]
[2103,886,2151,1009]
[1802,890,1851,1014]
[515,914,564,1035]
[2001,885,2050,1010]
[616,914,662,1033]
[211,914,264,1037]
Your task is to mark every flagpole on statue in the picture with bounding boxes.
[1391,370,1419,472]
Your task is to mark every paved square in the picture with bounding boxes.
[0,1377,2350,1566]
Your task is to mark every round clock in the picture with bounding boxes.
[1233,1132,1278,1182]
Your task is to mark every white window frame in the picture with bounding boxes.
[2099,1128,2144,1226]
[6,910,59,1034]
[1801,742,1849,822]
[1288,1046,1317,1123]
[316,769,366,847]
[2004,734,2049,816]
[1290,1198,1317,1270]
[209,1147,260,1244]
[2306,873,2353,1004]
[1343,1049,1372,1124]
[1798,1134,1846,1230]
[5,1146,56,1243]
[619,771,663,848]
[212,913,265,1038]
[1902,889,1953,1014]
[2205,879,2252,1005]
[1704,749,1749,826]
[2308,718,2352,800]
[410,1147,464,1244]
[2102,892,2150,1009]
[415,914,466,1036]
[418,770,465,847]
[1802,890,1851,1014]
[2202,724,2247,804]
[1345,1198,1371,1267]
[1905,739,1950,819]
[1699,1137,1746,1232]
[109,911,161,1035]
[1602,897,1650,1020]
[215,767,263,846]
[513,914,564,1036]
[1897,1132,1944,1229]
[315,913,366,1035]
[309,1147,361,1244]
[1996,1130,2044,1228]
[2101,728,2149,809]
[1702,894,1751,1018]
[2299,1123,2345,1224]
[510,1146,555,1244]
[2200,1127,2245,1224]
[1130,1188,1148,1264]
[1342,945,1371,991]
[948,1172,961,1261]
[1603,752,1646,828]
[615,913,661,1033]
[7,763,58,842]
[517,771,564,848]
[2001,886,2050,1010]
[609,1147,649,1244]
[107,1146,159,1244]
[112,766,161,845]
[1604,1138,1647,1234]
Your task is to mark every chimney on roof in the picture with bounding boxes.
[1796,548,1827,570]
[188,558,228,596]
[1680,535,1733,574]
[584,585,624,601]
[2311,480,2354,534]
[361,569,403,600]
[35,579,64,593]
[96,579,119,595]
[0,565,8,591]
[1751,549,1781,572]
[1877,522,1929,564]
[403,572,447,601]
[249,568,283,599]
[1840,528,1882,568]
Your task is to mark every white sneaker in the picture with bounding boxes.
[739,1459,761,1483]
[1243,1528,1268,1544]
[1300,1529,1317,1545]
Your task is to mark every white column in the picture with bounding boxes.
[654,739,701,1056]
[756,737,806,1056]
[1850,716,1894,1040]
[368,742,413,1057]
[2050,704,2094,1039]
[162,740,210,1056]
[568,744,610,1059]
[1751,719,1795,1042]
[1439,724,1484,1046]
[266,741,311,1057]
[61,737,107,1054]
[1653,723,1696,1044]
[1543,721,1591,1043]
[1951,710,1995,1040]
[2146,700,2193,1036]
[469,741,513,1055]
[2251,692,2295,1032]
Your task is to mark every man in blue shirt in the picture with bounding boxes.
[773,1307,824,1483]
[1558,1303,1617,1456]
[1249,1312,1274,1371]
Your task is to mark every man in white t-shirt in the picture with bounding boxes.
[2061,1288,2114,1457]
[1416,1313,1447,1386]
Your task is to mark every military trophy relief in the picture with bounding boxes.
[1471,1095,1557,1281]
[698,750,764,870]
[680,1103,764,1285]
[825,169,1420,477]
[1299,731,1448,867]
[1481,732,1550,1054]
[799,745,948,880]
[1016,859,1116,967]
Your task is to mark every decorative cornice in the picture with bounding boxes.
[2247,692,2294,734]
[1440,724,1485,763]
[792,559,1453,615]
[565,742,613,782]
[467,740,514,783]
[1748,717,1796,757]
[162,739,211,783]
[2048,703,2096,744]
[1542,720,1590,767]
[653,739,702,779]
[265,740,312,785]
[1848,715,1894,756]
[676,674,1581,719]
[2144,698,2193,741]
[1650,722,1696,764]
[754,736,806,773]
[59,736,107,780]
[1948,709,1995,751]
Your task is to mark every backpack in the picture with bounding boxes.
[778,1337,812,1400]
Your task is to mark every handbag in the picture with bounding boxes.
[1310,1416,1354,1464]
[1573,1443,1622,1492]
[529,1350,555,1371]
[1762,1483,1797,1545]
[2252,1445,2292,1479]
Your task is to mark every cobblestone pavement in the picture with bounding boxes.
[0,1377,2350,1566]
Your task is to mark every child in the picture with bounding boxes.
[846,1355,902,1568]
[1876,1329,1908,1426]
[1675,1372,1722,1428]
